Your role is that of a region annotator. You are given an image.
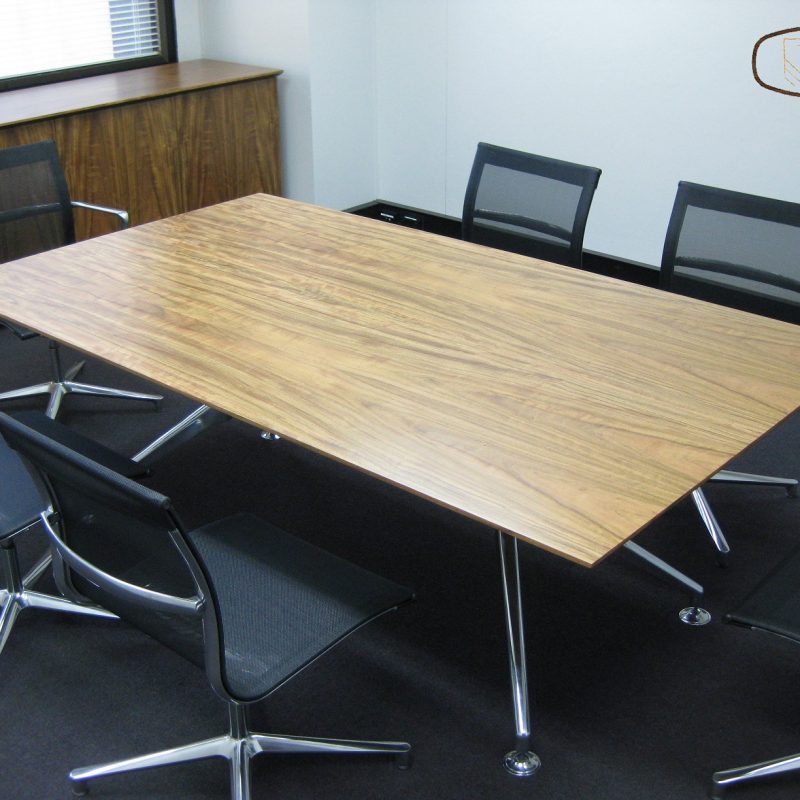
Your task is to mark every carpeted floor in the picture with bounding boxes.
[1,326,799,800]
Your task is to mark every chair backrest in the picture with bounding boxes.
[0,411,220,688]
[725,540,800,643]
[0,433,48,540]
[462,142,601,268]
[0,139,75,264]
[660,181,800,321]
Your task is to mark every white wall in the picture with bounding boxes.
[182,1,798,265]
[173,0,202,60]
[192,0,316,202]
[308,0,377,209]
[374,0,800,265]
[185,0,377,209]
[375,1,447,212]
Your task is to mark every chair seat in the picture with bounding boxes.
[188,513,413,702]
[0,410,414,798]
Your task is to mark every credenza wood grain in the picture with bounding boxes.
[55,96,185,238]
[0,60,283,127]
[2,194,800,566]
[0,61,282,239]
[178,78,281,211]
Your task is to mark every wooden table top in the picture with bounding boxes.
[2,194,800,566]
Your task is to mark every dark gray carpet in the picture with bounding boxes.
[1,326,799,800]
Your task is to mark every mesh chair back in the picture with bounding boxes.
[0,412,412,706]
[0,434,48,540]
[725,541,800,643]
[462,142,601,267]
[0,412,210,670]
[0,140,74,264]
[660,181,800,318]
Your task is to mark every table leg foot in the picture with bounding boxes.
[679,606,711,625]
[503,749,541,777]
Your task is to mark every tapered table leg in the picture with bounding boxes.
[497,530,541,777]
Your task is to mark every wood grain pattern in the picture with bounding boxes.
[2,194,800,566]
[0,60,282,128]
[178,79,282,210]
[0,61,282,240]
[54,96,184,237]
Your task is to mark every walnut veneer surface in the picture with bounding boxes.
[0,61,282,239]
[2,194,800,566]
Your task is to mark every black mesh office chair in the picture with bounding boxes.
[0,411,413,799]
[709,542,800,798]
[0,411,151,655]
[462,142,601,268]
[661,181,800,563]
[0,139,162,418]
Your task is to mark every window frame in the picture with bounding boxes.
[0,0,177,93]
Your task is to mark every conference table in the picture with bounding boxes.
[2,193,800,775]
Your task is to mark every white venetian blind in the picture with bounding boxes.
[0,0,163,82]
[109,0,161,59]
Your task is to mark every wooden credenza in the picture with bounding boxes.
[0,60,282,239]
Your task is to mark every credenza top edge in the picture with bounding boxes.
[0,60,283,128]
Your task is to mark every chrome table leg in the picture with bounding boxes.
[692,488,731,566]
[497,530,541,777]
[623,540,711,625]
[132,405,228,467]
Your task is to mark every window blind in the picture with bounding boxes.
[109,0,161,59]
[0,0,171,87]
